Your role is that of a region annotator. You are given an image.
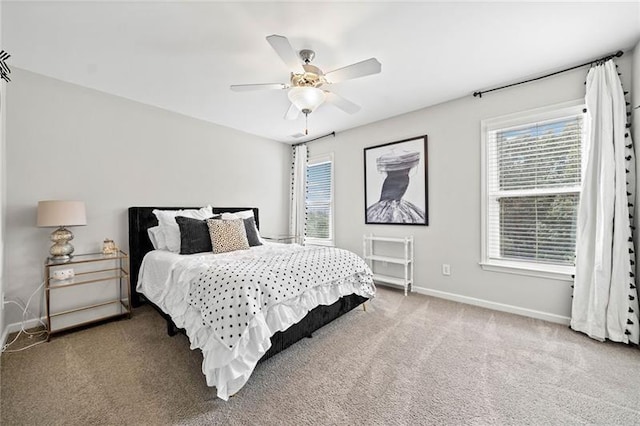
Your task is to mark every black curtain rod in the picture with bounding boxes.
[473,50,624,98]
[292,131,336,147]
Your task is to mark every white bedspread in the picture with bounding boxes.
[137,243,375,400]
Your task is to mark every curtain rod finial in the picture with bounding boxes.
[615,50,624,57]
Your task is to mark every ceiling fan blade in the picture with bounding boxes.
[324,91,361,114]
[266,35,305,74]
[230,83,288,92]
[284,103,300,120]
[325,58,381,84]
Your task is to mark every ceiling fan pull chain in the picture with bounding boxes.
[305,112,309,135]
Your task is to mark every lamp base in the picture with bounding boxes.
[49,227,75,260]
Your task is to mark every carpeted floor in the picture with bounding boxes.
[2,286,640,425]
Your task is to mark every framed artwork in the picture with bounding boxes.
[364,135,428,225]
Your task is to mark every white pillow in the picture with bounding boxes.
[147,226,166,250]
[220,210,264,243]
[220,209,254,220]
[153,206,214,253]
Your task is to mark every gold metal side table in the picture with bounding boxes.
[44,250,131,340]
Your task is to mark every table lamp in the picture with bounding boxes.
[37,200,87,261]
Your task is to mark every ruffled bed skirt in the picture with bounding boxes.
[158,272,373,399]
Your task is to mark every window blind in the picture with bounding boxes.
[306,160,332,240]
[487,114,583,266]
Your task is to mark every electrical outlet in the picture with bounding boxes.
[442,264,451,276]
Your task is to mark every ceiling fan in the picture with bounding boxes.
[230,35,382,133]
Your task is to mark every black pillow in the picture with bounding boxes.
[176,215,220,255]
[243,217,263,247]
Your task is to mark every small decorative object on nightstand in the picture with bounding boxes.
[37,200,87,261]
[44,250,131,340]
[102,238,117,255]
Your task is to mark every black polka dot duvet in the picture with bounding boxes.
[137,243,375,400]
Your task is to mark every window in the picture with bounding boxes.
[305,154,334,246]
[481,101,585,279]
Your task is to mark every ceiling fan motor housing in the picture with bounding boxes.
[299,49,315,64]
[291,63,326,88]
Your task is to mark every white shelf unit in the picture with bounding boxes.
[363,234,414,296]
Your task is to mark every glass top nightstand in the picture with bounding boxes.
[262,235,297,244]
[44,249,131,340]
[45,250,129,266]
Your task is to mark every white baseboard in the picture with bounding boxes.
[1,317,46,348]
[2,289,570,346]
[1,326,8,349]
[412,286,571,325]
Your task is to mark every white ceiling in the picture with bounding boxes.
[3,1,640,143]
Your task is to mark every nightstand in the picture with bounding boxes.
[44,250,131,340]
[263,235,297,244]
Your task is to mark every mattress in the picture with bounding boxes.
[137,243,375,400]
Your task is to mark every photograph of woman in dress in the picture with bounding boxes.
[364,136,428,225]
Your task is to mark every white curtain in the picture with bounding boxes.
[571,60,639,344]
[289,144,307,244]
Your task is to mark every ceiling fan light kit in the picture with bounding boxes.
[230,34,382,137]
[287,86,326,114]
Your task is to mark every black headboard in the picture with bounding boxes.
[128,206,259,308]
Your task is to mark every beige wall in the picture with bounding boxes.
[3,68,290,327]
[308,55,633,322]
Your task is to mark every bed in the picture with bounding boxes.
[128,206,375,399]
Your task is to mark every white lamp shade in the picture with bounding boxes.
[37,200,87,227]
[287,87,326,112]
